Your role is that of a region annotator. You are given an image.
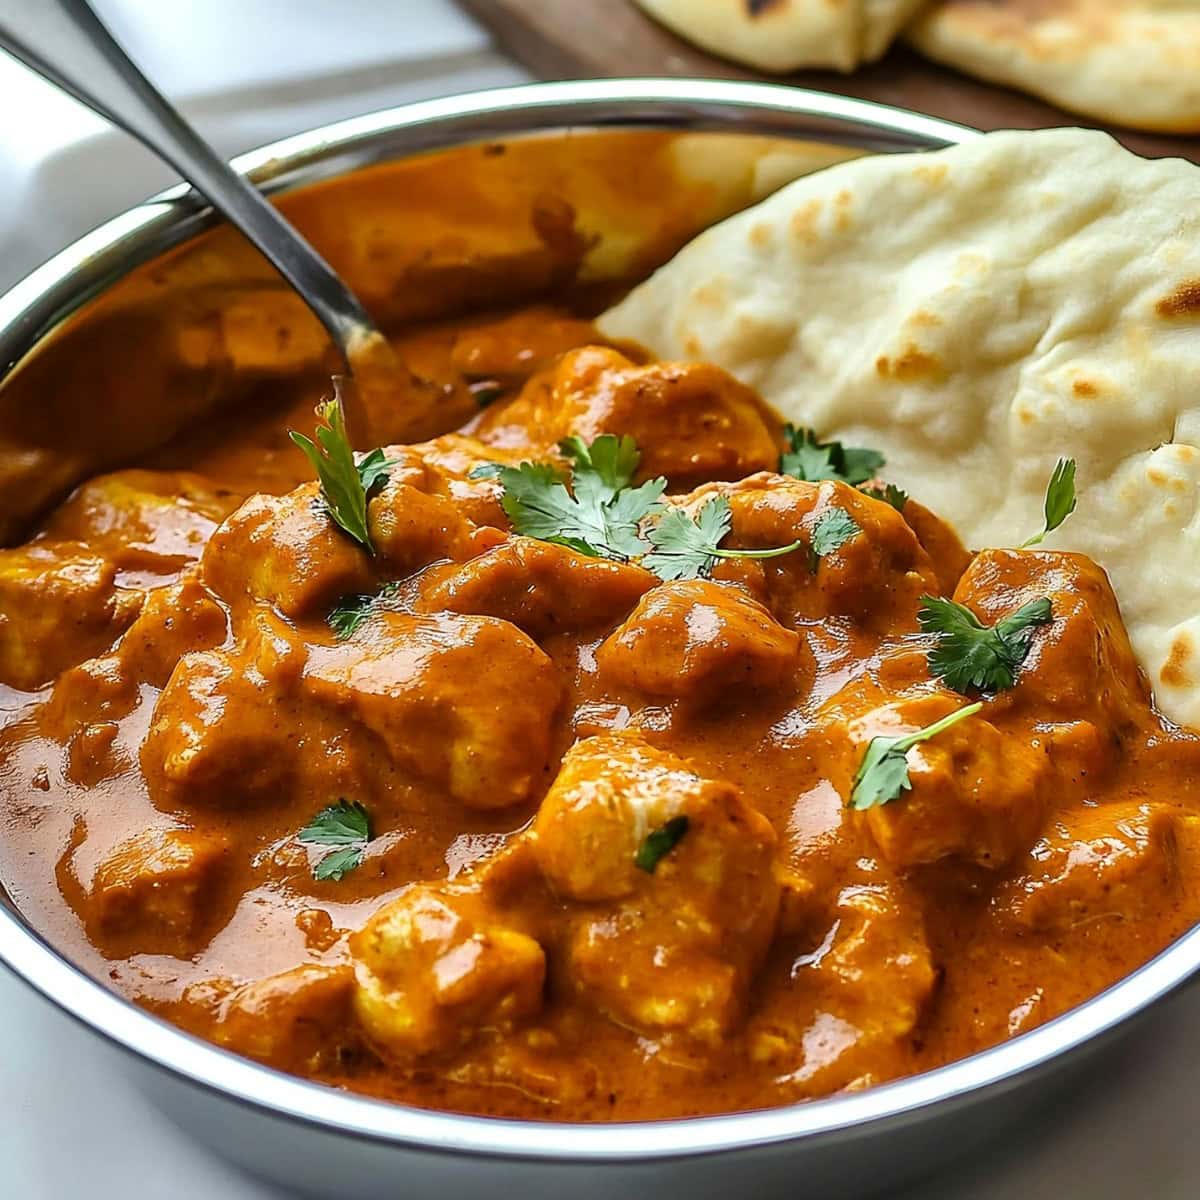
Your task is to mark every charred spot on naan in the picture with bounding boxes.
[1156,281,1200,320]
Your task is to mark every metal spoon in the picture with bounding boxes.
[0,0,424,444]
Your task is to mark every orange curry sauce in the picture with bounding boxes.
[2,305,1200,1122]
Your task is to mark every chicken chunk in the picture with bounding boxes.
[366,471,498,576]
[350,884,545,1061]
[750,877,936,1094]
[407,434,528,530]
[304,612,562,810]
[995,801,1185,933]
[596,578,803,704]
[0,542,142,691]
[476,346,782,488]
[144,607,561,813]
[141,611,320,810]
[533,734,780,1044]
[41,653,140,738]
[37,469,241,584]
[115,571,229,687]
[42,572,227,736]
[687,475,940,631]
[86,827,230,956]
[417,537,655,639]
[207,449,502,610]
[209,964,357,1073]
[202,483,372,618]
[847,694,1053,870]
[818,883,937,1035]
[954,550,1150,739]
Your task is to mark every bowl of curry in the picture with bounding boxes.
[1,80,1199,1199]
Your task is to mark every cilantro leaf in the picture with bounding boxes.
[860,482,908,512]
[641,496,802,582]
[635,815,689,873]
[841,448,887,485]
[780,426,841,482]
[561,436,650,548]
[603,478,670,555]
[498,458,660,560]
[851,739,915,812]
[810,508,860,568]
[781,425,885,486]
[850,702,983,810]
[327,582,401,640]
[299,799,370,845]
[641,500,729,581]
[497,461,591,549]
[313,846,366,882]
[1021,458,1077,548]
[919,595,1053,694]
[328,595,373,641]
[289,393,398,555]
[357,448,397,495]
[494,435,797,578]
[560,433,640,500]
[298,799,372,882]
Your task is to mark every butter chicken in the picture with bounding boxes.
[2,306,1198,1121]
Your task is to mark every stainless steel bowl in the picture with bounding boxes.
[2,79,1198,1200]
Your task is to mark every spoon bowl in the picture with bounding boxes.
[0,0,429,442]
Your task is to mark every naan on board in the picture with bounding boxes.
[634,0,930,73]
[908,1,1200,133]
[600,128,1200,727]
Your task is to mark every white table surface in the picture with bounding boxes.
[2,4,1198,1197]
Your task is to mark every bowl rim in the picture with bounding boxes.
[0,77,977,373]
[2,76,1197,1163]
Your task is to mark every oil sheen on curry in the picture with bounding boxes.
[2,305,1199,1123]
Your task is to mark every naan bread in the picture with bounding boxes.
[634,0,930,73]
[600,129,1200,728]
[908,1,1200,133]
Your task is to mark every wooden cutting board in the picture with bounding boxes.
[459,0,1199,164]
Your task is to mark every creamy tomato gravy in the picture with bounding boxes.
[2,304,1200,1122]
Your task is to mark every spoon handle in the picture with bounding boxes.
[0,0,375,360]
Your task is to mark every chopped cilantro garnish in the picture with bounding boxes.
[560,433,640,499]
[327,582,401,640]
[918,595,1053,694]
[492,435,796,580]
[641,496,802,581]
[298,800,372,881]
[860,482,908,512]
[850,702,983,811]
[1021,458,1077,548]
[809,507,861,570]
[498,459,663,560]
[780,425,885,486]
[289,394,398,555]
[635,815,689,872]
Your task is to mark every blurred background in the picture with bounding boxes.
[0,0,526,290]
[2,2,1199,1198]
